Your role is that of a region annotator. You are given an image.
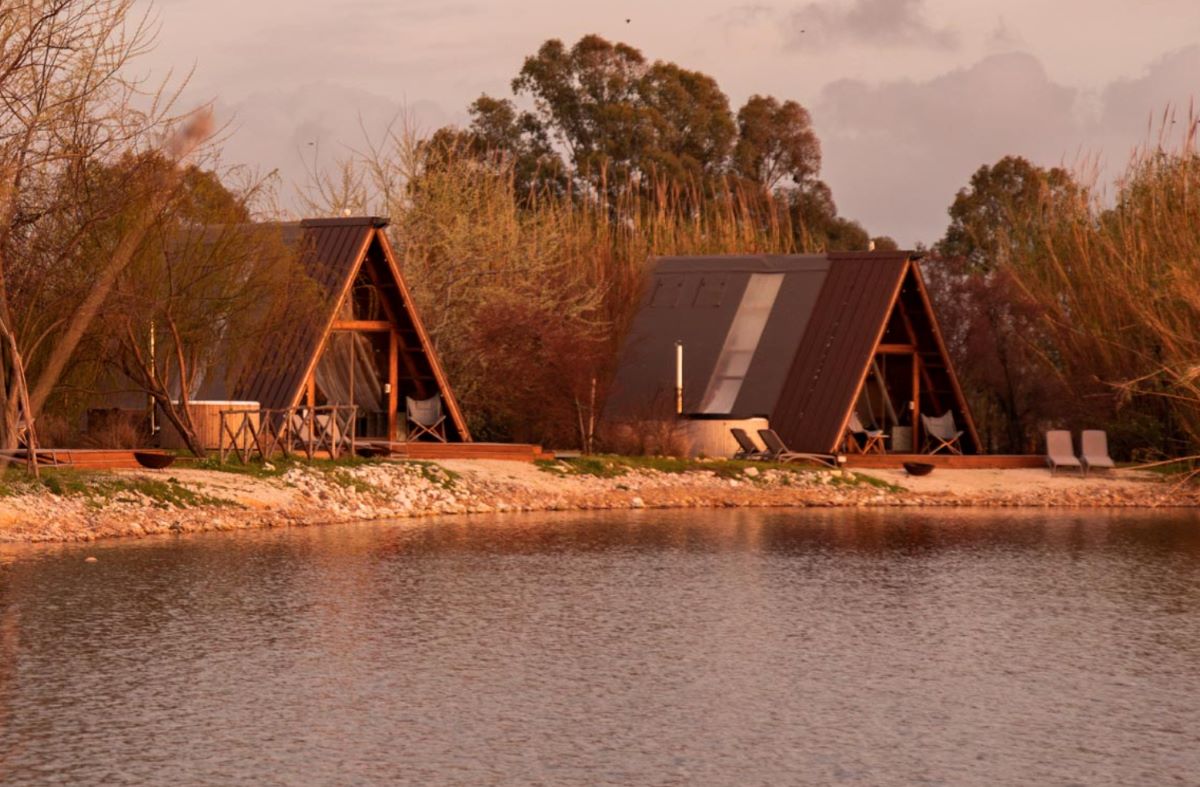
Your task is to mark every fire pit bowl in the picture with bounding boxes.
[903,462,935,477]
[134,451,176,470]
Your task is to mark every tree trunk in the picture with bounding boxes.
[0,316,39,475]
[120,320,207,458]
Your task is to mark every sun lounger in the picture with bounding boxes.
[757,428,840,468]
[1080,430,1115,477]
[730,428,767,460]
[1045,430,1082,475]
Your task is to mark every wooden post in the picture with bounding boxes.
[912,353,921,452]
[388,329,398,441]
[305,408,315,461]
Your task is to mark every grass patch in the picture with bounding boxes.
[192,454,378,479]
[541,456,631,478]
[396,460,459,490]
[195,454,460,492]
[28,468,236,509]
[837,471,905,493]
[538,454,847,482]
[324,468,376,495]
[1132,459,1199,479]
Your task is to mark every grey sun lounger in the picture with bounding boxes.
[1080,430,1115,476]
[1045,430,1083,475]
[730,428,767,460]
[757,428,840,468]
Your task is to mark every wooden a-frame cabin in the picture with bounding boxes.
[234,216,470,443]
[606,251,982,456]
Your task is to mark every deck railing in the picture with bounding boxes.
[218,405,358,463]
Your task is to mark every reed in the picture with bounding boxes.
[1007,107,1200,454]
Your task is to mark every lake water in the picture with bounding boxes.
[1,508,1199,785]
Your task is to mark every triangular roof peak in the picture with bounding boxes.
[607,251,980,454]
[233,218,471,441]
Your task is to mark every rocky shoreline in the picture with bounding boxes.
[0,458,1195,544]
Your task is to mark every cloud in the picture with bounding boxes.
[986,16,1023,51]
[208,83,452,215]
[812,45,1200,245]
[710,3,777,26]
[814,53,1082,245]
[785,0,958,50]
[1097,45,1200,157]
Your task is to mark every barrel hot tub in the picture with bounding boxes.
[158,400,261,451]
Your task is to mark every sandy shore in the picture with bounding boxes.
[0,458,1194,543]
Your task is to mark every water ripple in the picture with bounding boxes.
[1,508,1199,785]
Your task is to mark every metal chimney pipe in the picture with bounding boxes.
[675,340,684,415]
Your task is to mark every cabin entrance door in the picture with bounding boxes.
[312,326,399,441]
[857,351,919,452]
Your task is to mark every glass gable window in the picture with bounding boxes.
[697,273,783,414]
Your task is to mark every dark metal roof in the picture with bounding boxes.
[606,254,832,420]
[770,253,909,452]
[606,250,974,453]
[224,217,471,440]
[236,219,373,409]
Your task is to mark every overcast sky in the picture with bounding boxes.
[139,0,1200,246]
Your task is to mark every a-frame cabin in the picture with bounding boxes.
[606,251,980,455]
[235,217,470,442]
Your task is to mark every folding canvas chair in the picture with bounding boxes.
[1079,430,1115,477]
[730,428,766,460]
[847,412,887,454]
[757,428,840,468]
[921,412,964,455]
[406,395,447,442]
[1045,430,1083,475]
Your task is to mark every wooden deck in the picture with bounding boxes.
[17,447,1035,470]
[377,441,553,463]
[843,453,1043,469]
[3,449,154,470]
[11,442,553,470]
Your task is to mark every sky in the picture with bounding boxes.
[138,0,1200,246]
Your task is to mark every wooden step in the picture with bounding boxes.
[844,453,1044,469]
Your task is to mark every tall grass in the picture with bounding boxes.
[1007,109,1200,455]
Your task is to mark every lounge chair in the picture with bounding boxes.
[922,412,964,455]
[1080,430,1115,477]
[407,395,447,442]
[1045,430,1082,475]
[847,412,887,454]
[757,428,840,468]
[730,428,766,460]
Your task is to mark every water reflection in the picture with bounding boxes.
[1,508,1199,785]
